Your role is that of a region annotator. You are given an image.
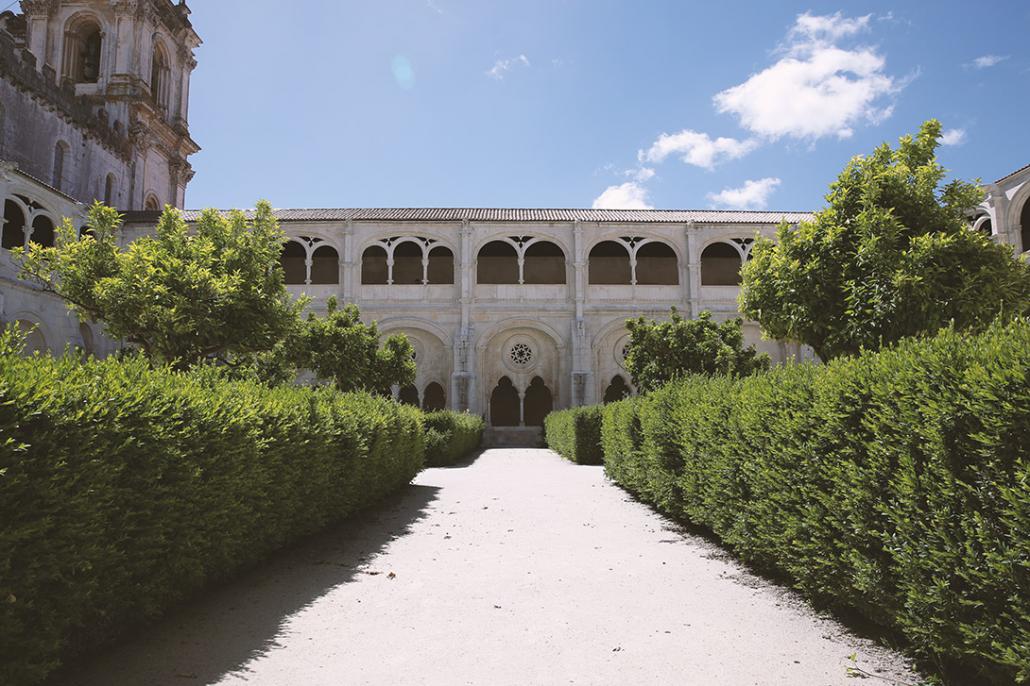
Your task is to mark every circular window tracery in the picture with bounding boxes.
[614,335,631,370]
[510,342,533,367]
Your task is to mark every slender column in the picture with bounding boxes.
[518,389,526,427]
[686,222,700,317]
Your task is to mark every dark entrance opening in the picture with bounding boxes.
[422,382,446,412]
[398,385,419,406]
[523,376,553,427]
[490,376,520,426]
[603,375,631,403]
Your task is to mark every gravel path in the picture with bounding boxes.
[52,448,921,686]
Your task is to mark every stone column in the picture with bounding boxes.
[451,220,475,413]
[341,219,353,302]
[570,221,592,406]
[686,222,700,317]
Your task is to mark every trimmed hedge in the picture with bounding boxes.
[423,410,484,467]
[0,346,424,686]
[601,319,1030,684]
[544,406,604,465]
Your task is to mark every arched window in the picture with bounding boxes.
[398,385,420,407]
[151,41,171,111]
[589,241,631,284]
[103,174,116,206]
[144,194,160,211]
[1021,201,1030,254]
[53,141,69,191]
[427,245,454,284]
[523,377,553,427]
[635,242,678,285]
[63,17,103,84]
[280,241,307,285]
[603,375,631,404]
[490,376,520,426]
[477,241,519,284]
[17,320,48,356]
[523,241,567,284]
[30,215,54,247]
[700,242,743,286]
[2,200,26,250]
[361,245,389,284]
[310,245,339,284]
[422,382,446,412]
[393,241,424,285]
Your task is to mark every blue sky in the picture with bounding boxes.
[184,1,1029,212]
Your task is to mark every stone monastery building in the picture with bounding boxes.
[2,1,1028,425]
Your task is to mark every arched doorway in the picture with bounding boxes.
[422,382,446,412]
[523,376,553,427]
[398,385,420,406]
[603,375,631,403]
[490,377,520,426]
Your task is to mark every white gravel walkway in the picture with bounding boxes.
[52,449,921,686]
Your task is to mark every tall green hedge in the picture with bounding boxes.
[544,406,603,465]
[0,344,425,686]
[423,410,484,467]
[600,319,1030,684]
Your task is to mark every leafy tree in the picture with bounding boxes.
[293,296,415,395]
[14,201,303,369]
[739,119,1030,360]
[625,309,769,393]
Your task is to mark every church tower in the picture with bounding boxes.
[1,0,200,209]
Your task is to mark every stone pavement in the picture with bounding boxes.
[51,449,920,686]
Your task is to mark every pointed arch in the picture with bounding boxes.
[422,382,446,412]
[490,376,520,426]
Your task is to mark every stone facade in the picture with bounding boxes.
[1,2,1028,426]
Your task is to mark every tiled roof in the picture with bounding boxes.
[124,207,815,224]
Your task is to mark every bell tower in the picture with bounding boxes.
[17,0,200,209]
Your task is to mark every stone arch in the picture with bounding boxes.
[13,316,50,356]
[280,240,307,284]
[477,240,518,284]
[427,245,454,284]
[700,241,743,285]
[361,244,389,284]
[30,214,55,247]
[523,376,553,426]
[62,12,105,84]
[588,240,631,284]
[634,240,679,285]
[398,385,419,407]
[392,240,424,285]
[310,244,339,284]
[422,381,446,412]
[1004,181,1030,253]
[972,213,993,237]
[591,317,634,404]
[522,240,567,284]
[2,197,27,250]
[378,321,452,406]
[144,193,160,211]
[477,319,564,422]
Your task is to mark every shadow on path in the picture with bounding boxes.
[44,483,440,686]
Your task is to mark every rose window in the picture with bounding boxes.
[509,343,533,367]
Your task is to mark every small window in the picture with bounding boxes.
[53,141,69,191]
[151,42,171,111]
[103,174,116,206]
[700,242,742,286]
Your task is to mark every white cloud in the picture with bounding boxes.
[625,167,656,182]
[639,130,759,169]
[486,54,530,80]
[970,54,1007,69]
[713,12,900,140]
[940,128,966,146]
[592,182,653,209]
[707,178,782,209]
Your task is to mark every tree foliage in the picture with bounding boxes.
[624,309,769,393]
[14,201,302,369]
[293,296,415,395]
[739,119,1030,360]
